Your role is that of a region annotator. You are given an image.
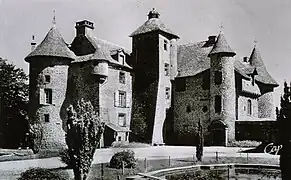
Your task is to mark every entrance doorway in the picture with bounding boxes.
[209,120,227,146]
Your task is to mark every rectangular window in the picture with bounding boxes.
[119,72,125,84]
[44,114,50,122]
[45,75,51,83]
[118,113,126,127]
[215,71,222,85]
[215,95,222,113]
[44,89,52,104]
[247,99,252,116]
[165,87,170,99]
[120,54,125,65]
[118,136,122,141]
[202,72,210,90]
[125,132,129,141]
[175,78,186,92]
[164,40,168,51]
[164,63,170,76]
[119,91,126,107]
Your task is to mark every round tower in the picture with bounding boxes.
[208,33,236,146]
[25,24,75,150]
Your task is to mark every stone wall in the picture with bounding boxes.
[173,71,210,145]
[237,96,259,120]
[258,85,275,119]
[28,57,71,150]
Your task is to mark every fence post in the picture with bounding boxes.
[144,158,147,173]
[168,156,171,167]
[122,161,125,175]
[227,165,230,180]
[216,151,218,162]
[117,175,120,180]
[101,163,104,180]
[247,153,249,164]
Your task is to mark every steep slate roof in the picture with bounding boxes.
[90,45,112,61]
[130,9,179,38]
[25,25,75,62]
[248,47,278,86]
[208,33,236,57]
[177,40,249,79]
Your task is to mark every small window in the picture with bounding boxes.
[45,75,51,83]
[214,71,222,85]
[202,72,210,90]
[164,40,168,51]
[176,78,186,92]
[164,63,170,76]
[215,95,222,113]
[125,132,129,141]
[165,87,170,99]
[118,91,126,107]
[118,113,126,127]
[44,114,50,122]
[119,72,125,84]
[44,89,52,104]
[247,99,252,115]
[120,54,125,65]
[118,136,122,141]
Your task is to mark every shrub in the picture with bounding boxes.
[59,149,73,168]
[111,141,150,148]
[18,168,65,180]
[228,140,261,148]
[109,150,136,169]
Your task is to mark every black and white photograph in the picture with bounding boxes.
[0,0,290,179]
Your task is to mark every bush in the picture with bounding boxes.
[228,140,261,148]
[59,149,73,168]
[111,141,150,148]
[109,150,136,169]
[18,168,65,180]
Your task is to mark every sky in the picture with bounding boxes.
[0,0,290,107]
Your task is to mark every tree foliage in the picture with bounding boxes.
[276,82,291,180]
[0,58,28,148]
[196,119,204,162]
[66,99,105,180]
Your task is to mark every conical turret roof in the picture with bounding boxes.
[208,33,236,57]
[248,47,278,86]
[25,25,75,62]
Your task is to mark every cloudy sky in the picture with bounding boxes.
[0,0,290,106]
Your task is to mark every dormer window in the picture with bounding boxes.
[164,40,168,51]
[119,54,125,65]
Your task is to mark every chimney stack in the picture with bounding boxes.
[207,36,216,44]
[75,20,94,37]
[31,35,36,51]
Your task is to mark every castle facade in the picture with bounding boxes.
[25,9,278,150]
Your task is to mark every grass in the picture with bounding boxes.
[111,141,151,148]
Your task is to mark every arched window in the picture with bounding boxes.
[247,99,252,115]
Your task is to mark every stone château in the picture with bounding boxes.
[25,9,278,150]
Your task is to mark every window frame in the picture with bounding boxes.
[165,87,170,99]
[119,71,126,84]
[214,71,222,85]
[44,88,52,104]
[44,114,50,122]
[215,95,222,113]
[164,63,170,76]
[164,40,168,51]
[247,99,252,116]
[45,75,51,83]
[118,113,126,127]
[118,91,126,107]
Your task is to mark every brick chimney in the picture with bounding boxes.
[75,20,94,37]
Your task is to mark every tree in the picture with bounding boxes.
[196,119,204,162]
[0,58,28,148]
[276,82,291,180]
[66,99,105,180]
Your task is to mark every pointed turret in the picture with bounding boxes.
[208,33,236,57]
[25,25,75,62]
[130,8,179,39]
[248,47,278,86]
